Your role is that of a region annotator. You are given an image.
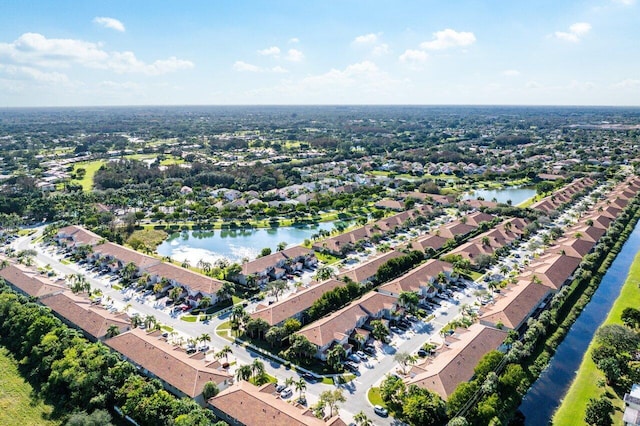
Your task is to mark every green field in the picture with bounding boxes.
[552,251,640,425]
[71,160,105,191]
[0,347,60,426]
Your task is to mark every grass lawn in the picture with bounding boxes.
[315,251,341,265]
[367,387,385,407]
[552,251,640,425]
[180,315,197,323]
[0,347,60,426]
[71,160,105,191]
[127,229,168,250]
[59,258,70,265]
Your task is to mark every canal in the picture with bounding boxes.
[519,220,640,424]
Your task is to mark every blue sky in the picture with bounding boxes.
[0,0,638,106]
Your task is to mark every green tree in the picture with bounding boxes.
[402,385,447,426]
[66,409,113,426]
[380,374,406,414]
[314,265,335,281]
[318,389,345,417]
[235,365,252,382]
[267,279,288,301]
[326,344,346,372]
[394,351,417,375]
[584,396,614,426]
[371,320,390,343]
[596,324,640,353]
[621,307,640,329]
[354,411,373,426]
[202,381,219,399]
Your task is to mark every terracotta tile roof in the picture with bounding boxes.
[209,381,344,426]
[42,291,130,339]
[296,292,397,348]
[57,225,103,247]
[550,237,595,259]
[465,212,496,227]
[280,246,313,259]
[242,251,288,275]
[459,199,499,209]
[566,225,606,243]
[0,259,66,298]
[93,242,161,270]
[478,282,550,330]
[437,221,476,239]
[337,250,403,283]
[378,259,453,295]
[375,199,405,210]
[522,253,581,290]
[250,279,345,326]
[411,234,449,252]
[144,262,224,296]
[106,328,230,397]
[407,324,508,399]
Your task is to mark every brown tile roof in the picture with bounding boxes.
[57,225,103,247]
[242,251,288,275]
[566,225,606,243]
[106,328,230,397]
[375,199,405,210]
[144,262,224,296]
[378,259,453,295]
[437,221,477,239]
[411,234,449,252]
[250,279,345,326]
[93,242,160,270]
[0,260,66,298]
[407,324,507,399]
[281,246,313,259]
[42,291,130,339]
[209,381,344,426]
[550,237,595,259]
[522,253,581,290]
[296,292,397,348]
[337,250,403,283]
[464,212,496,227]
[478,282,550,330]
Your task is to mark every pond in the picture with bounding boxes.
[156,222,340,264]
[519,220,640,425]
[462,186,537,206]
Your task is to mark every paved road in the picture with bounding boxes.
[14,227,478,426]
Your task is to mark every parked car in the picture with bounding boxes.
[348,353,361,363]
[344,362,359,373]
[417,349,428,357]
[275,384,286,393]
[363,346,376,356]
[355,350,368,360]
[301,372,316,382]
[297,396,307,405]
[280,388,293,399]
[374,405,389,417]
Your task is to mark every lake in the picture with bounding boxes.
[462,187,537,206]
[156,222,338,264]
[519,219,640,424]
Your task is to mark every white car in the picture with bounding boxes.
[280,388,293,399]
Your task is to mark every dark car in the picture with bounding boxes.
[417,349,428,357]
[363,346,376,356]
[301,372,316,382]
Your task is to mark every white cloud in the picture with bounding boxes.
[554,22,591,42]
[0,33,193,75]
[233,61,288,73]
[285,48,304,62]
[420,29,476,50]
[399,49,428,65]
[353,33,378,44]
[258,46,280,56]
[372,43,390,56]
[0,64,68,83]
[611,0,635,5]
[93,17,125,32]
[288,37,299,44]
[613,79,640,88]
[233,61,261,72]
[526,81,542,89]
[502,69,520,76]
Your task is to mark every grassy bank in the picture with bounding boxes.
[0,347,60,426]
[552,251,640,425]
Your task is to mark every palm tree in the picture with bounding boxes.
[354,411,373,426]
[144,315,157,330]
[217,345,232,363]
[235,365,252,382]
[106,325,121,338]
[169,286,183,302]
[181,259,191,269]
[295,377,307,400]
[130,315,142,329]
[199,333,211,346]
[285,376,295,389]
[251,359,266,381]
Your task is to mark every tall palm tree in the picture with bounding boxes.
[217,345,232,363]
[199,333,211,345]
[235,365,252,382]
[251,359,266,381]
[285,376,295,389]
[295,377,307,400]
[354,411,373,426]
